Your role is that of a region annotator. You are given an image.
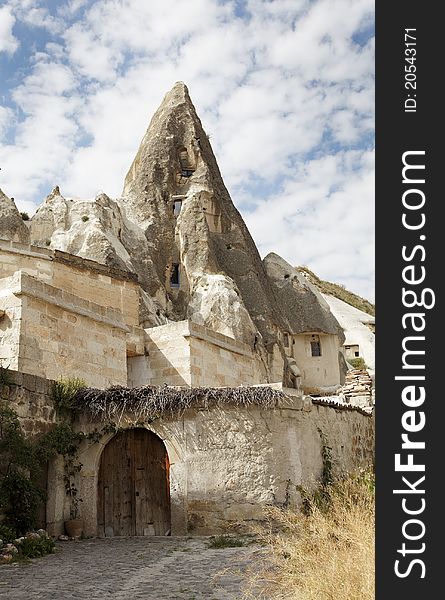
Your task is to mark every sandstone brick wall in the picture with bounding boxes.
[0,368,374,537]
[144,321,192,386]
[188,323,263,386]
[0,241,140,388]
[0,240,140,328]
[143,320,267,387]
[1,271,128,388]
[165,400,374,534]
[1,368,57,437]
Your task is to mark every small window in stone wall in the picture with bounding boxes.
[170,264,180,287]
[178,147,194,177]
[283,333,289,347]
[310,335,322,357]
[345,344,360,359]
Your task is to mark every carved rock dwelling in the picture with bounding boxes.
[0,83,373,537]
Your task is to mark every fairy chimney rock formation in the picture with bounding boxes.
[0,189,30,244]
[23,82,346,386]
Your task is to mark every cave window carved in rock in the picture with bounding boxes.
[344,344,360,360]
[310,335,322,357]
[170,263,180,288]
[283,332,289,348]
[173,200,182,217]
[178,147,194,178]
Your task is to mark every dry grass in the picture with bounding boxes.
[245,470,374,600]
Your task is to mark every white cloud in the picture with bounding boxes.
[0,106,15,141]
[242,149,375,299]
[0,0,375,298]
[0,5,19,54]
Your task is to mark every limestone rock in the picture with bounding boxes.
[30,189,165,326]
[0,189,30,244]
[120,82,286,347]
[263,252,344,341]
[187,273,258,344]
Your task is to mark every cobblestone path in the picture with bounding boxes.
[0,537,265,599]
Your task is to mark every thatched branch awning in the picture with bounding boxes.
[74,384,288,423]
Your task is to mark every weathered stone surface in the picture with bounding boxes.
[263,252,344,340]
[120,83,287,348]
[30,189,164,327]
[0,189,30,244]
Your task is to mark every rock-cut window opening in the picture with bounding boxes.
[178,147,194,178]
[173,200,182,216]
[310,335,322,357]
[283,333,289,347]
[170,263,180,288]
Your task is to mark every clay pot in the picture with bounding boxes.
[64,519,84,538]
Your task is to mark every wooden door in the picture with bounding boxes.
[97,429,171,537]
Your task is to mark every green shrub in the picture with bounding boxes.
[0,524,16,543]
[349,357,367,370]
[18,535,55,558]
[1,471,45,534]
[0,406,45,534]
[20,212,30,221]
[52,378,86,417]
[207,535,245,549]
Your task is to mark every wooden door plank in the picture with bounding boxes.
[98,429,171,537]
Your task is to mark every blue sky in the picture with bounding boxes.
[0,0,375,300]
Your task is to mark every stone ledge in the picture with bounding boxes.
[0,367,54,394]
[145,320,253,358]
[186,321,253,358]
[10,271,130,332]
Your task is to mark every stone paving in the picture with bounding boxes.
[0,537,266,599]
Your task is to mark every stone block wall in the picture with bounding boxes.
[0,241,141,388]
[145,321,192,386]
[1,368,374,537]
[0,240,140,329]
[75,395,374,537]
[1,368,57,437]
[188,322,263,386]
[1,271,128,388]
[143,320,268,387]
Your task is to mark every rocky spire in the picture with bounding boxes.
[120,82,287,350]
[0,189,30,244]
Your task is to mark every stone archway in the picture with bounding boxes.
[97,428,171,536]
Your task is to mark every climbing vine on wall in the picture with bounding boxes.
[0,406,45,533]
[297,428,334,515]
[0,373,122,534]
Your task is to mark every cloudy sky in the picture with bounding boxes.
[0,0,374,300]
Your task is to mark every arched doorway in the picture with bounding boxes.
[97,429,171,536]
